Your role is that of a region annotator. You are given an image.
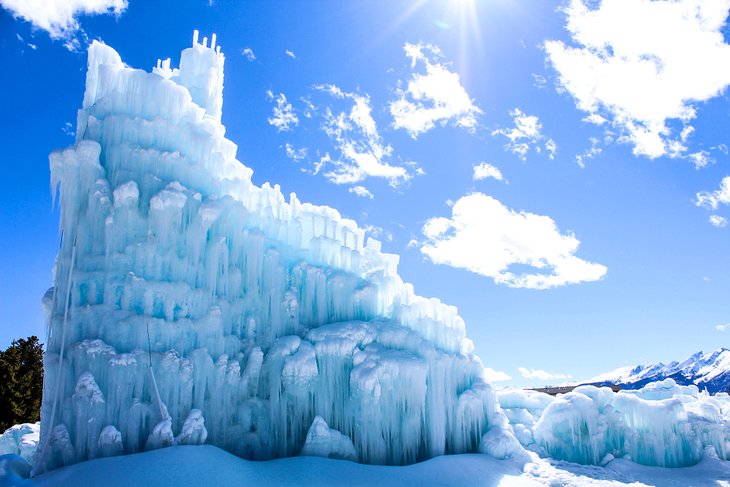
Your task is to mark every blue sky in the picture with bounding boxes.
[1,0,729,387]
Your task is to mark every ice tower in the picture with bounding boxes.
[36,33,499,471]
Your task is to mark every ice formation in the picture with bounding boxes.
[0,423,40,463]
[36,33,498,472]
[299,416,357,461]
[500,379,730,468]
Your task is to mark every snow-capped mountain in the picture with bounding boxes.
[582,348,730,394]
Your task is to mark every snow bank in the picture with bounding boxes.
[5,443,730,487]
[37,33,498,472]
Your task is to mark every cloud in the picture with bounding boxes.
[696,176,730,210]
[364,224,393,242]
[1,0,126,40]
[716,324,729,332]
[688,150,713,169]
[267,91,299,132]
[518,367,572,381]
[284,143,307,162]
[532,73,547,90]
[420,193,607,289]
[483,368,512,383]
[62,121,75,137]
[472,162,503,182]
[492,109,556,160]
[709,215,728,228]
[313,84,413,187]
[285,49,296,59]
[241,47,256,61]
[576,136,603,168]
[16,33,37,50]
[545,0,730,159]
[349,185,374,199]
[390,42,482,138]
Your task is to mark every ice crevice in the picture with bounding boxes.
[36,32,498,472]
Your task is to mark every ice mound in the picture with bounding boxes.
[500,379,730,467]
[36,33,498,472]
[300,416,357,461]
[0,423,40,463]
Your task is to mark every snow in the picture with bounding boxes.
[3,443,730,487]
[579,348,730,394]
[37,33,499,472]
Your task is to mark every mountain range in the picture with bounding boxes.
[579,348,730,394]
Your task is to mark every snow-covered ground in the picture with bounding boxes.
[2,444,729,487]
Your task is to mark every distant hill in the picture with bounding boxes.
[580,348,730,394]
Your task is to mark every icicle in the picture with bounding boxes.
[36,235,77,473]
[211,33,217,49]
[192,30,199,46]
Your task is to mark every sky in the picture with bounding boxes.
[0,0,729,388]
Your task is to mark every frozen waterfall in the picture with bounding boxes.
[36,32,499,472]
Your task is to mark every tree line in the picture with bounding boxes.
[0,336,43,432]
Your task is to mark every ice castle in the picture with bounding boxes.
[36,33,499,471]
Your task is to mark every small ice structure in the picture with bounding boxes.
[300,416,357,461]
[0,423,40,463]
[500,379,730,468]
[36,32,498,472]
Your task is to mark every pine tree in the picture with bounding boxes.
[0,336,44,432]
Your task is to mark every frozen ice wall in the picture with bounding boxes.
[500,379,730,468]
[36,33,498,472]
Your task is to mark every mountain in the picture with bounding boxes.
[582,348,730,394]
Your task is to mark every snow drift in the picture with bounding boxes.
[36,33,498,472]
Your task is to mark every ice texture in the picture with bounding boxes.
[500,379,730,467]
[0,423,40,463]
[36,33,497,472]
[300,416,357,461]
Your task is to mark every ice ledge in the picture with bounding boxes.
[84,29,224,123]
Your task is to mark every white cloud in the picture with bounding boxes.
[364,224,393,242]
[314,84,412,187]
[492,109,556,160]
[1,0,126,40]
[420,193,607,289]
[518,367,572,381]
[483,368,512,383]
[267,92,299,132]
[696,176,730,210]
[241,47,256,61]
[300,96,316,118]
[62,121,75,137]
[716,324,729,332]
[349,185,374,199]
[284,143,307,162]
[390,42,482,138]
[285,49,296,59]
[16,33,37,50]
[688,150,713,169]
[532,73,547,90]
[472,162,503,182]
[576,136,603,168]
[709,215,728,228]
[546,0,730,159]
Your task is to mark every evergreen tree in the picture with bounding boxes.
[0,336,44,432]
